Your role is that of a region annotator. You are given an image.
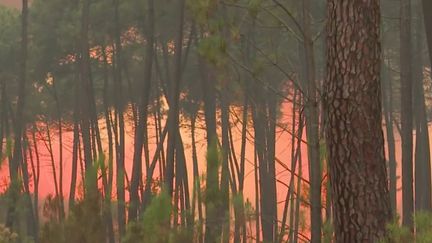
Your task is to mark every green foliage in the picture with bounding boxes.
[415,211,432,243]
[123,190,173,243]
[0,5,19,69]
[198,35,227,67]
[40,195,104,243]
[187,0,218,26]
[322,220,333,243]
[379,212,432,243]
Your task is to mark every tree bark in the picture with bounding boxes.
[325,0,392,241]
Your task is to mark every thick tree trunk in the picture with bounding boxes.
[325,0,392,241]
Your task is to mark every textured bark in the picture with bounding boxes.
[325,0,392,241]
[400,0,414,228]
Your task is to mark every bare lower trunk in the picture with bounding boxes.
[325,0,392,241]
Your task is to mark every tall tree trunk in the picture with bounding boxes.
[382,66,397,214]
[413,15,431,212]
[21,135,37,241]
[129,0,155,221]
[199,52,221,243]
[220,92,230,243]
[253,144,260,243]
[165,0,185,198]
[110,0,126,236]
[79,0,96,195]
[6,0,29,230]
[69,78,80,209]
[252,90,276,243]
[302,1,321,242]
[28,130,40,239]
[400,0,414,228]
[190,114,203,243]
[325,0,392,241]
[52,78,65,219]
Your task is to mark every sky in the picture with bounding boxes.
[0,0,20,8]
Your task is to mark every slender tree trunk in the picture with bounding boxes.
[325,0,392,241]
[302,1,321,241]
[99,46,116,243]
[28,131,40,239]
[413,16,431,212]
[6,0,28,230]
[253,144,260,243]
[199,50,221,243]
[382,66,397,214]
[69,78,80,209]
[165,0,185,198]
[129,0,155,221]
[191,114,203,243]
[52,79,65,219]
[293,148,303,243]
[21,135,37,241]
[45,121,60,203]
[220,92,230,243]
[79,0,96,196]
[109,0,126,236]
[0,80,4,164]
[400,0,414,228]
